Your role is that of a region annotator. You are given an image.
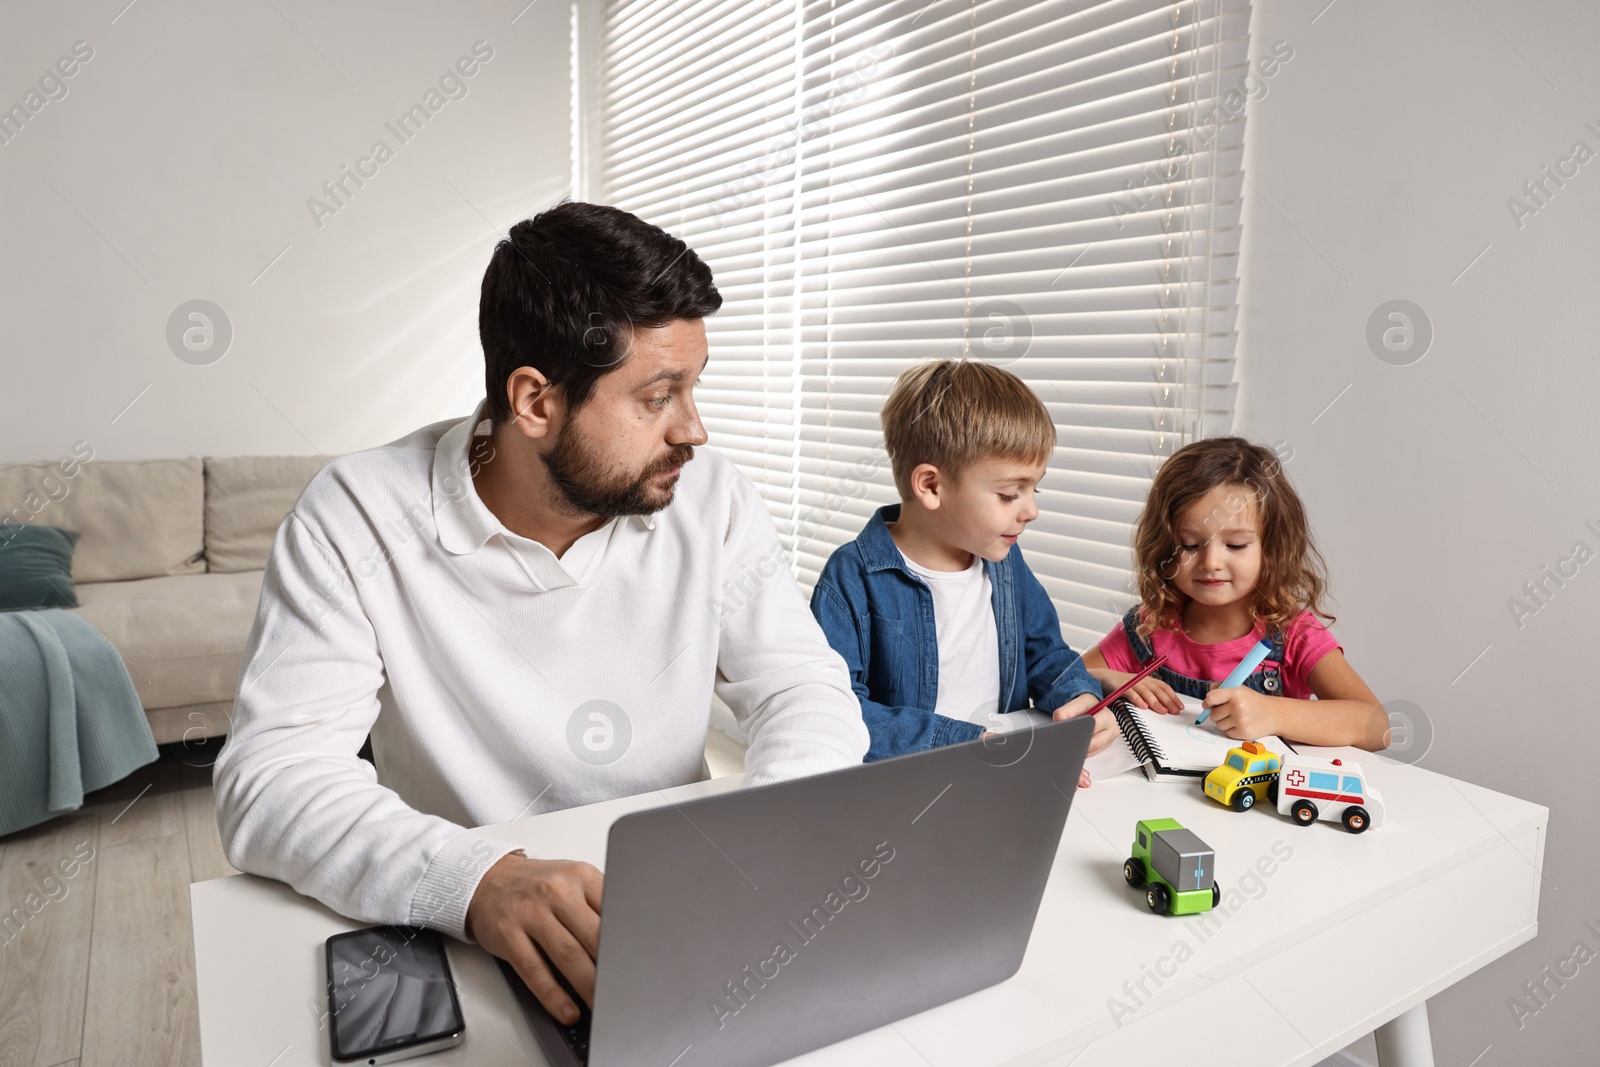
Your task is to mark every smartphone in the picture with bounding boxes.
[325,926,465,1065]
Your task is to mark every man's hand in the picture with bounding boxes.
[465,853,603,1025]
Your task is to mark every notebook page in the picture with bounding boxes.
[1124,694,1292,772]
[1084,738,1144,780]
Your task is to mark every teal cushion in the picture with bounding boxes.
[0,523,81,610]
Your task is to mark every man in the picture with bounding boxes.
[214,202,870,1027]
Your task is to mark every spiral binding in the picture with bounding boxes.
[1112,697,1168,765]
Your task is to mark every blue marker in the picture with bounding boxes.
[1195,637,1273,726]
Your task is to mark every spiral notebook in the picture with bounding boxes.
[1112,694,1297,782]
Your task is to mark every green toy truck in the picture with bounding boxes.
[1122,818,1220,915]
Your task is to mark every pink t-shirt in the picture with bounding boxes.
[1097,610,1341,699]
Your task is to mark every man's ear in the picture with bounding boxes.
[907,463,943,511]
[505,366,562,441]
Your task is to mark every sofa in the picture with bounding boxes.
[0,454,328,744]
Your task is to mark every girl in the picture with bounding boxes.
[1082,437,1387,750]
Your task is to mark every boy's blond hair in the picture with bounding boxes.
[880,360,1056,498]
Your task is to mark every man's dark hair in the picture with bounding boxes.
[479,201,721,424]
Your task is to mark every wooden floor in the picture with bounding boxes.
[0,729,749,1067]
[0,737,233,1067]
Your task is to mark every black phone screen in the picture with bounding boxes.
[326,926,464,1062]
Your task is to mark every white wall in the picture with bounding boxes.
[0,0,571,465]
[1237,2,1598,1063]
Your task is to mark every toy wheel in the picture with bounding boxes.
[1230,788,1255,812]
[1341,806,1370,834]
[1291,799,1318,826]
[1267,779,1279,805]
[1211,883,1221,908]
[1123,857,1146,887]
[1145,882,1170,914]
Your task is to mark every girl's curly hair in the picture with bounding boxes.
[1131,437,1335,641]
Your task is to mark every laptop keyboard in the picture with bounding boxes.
[561,1008,591,1064]
[495,954,595,1066]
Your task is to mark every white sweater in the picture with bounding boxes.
[213,402,869,940]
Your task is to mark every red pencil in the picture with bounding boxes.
[1081,654,1169,716]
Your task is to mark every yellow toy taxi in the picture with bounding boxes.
[1203,740,1281,812]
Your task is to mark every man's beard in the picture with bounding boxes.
[541,420,695,518]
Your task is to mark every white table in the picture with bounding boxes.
[192,747,1546,1067]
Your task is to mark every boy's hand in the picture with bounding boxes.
[1050,691,1100,721]
[1201,686,1277,740]
[1097,670,1183,713]
[979,728,1094,788]
[1085,708,1118,756]
[1050,696,1115,789]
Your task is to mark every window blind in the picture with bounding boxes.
[597,0,1249,649]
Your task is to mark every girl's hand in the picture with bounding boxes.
[1097,671,1183,714]
[1202,686,1278,740]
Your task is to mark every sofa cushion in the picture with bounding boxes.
[73,571,263,710]
[204,455,330,573]
[0,457,205,582]
[0,523,81,609]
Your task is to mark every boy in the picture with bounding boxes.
[810,360,1118,779]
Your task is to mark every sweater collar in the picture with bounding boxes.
[431,400,655,557]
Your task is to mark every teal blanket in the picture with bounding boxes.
[0,608,158,837]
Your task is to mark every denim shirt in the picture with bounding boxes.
[809,504,1103,761]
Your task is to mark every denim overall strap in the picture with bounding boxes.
[1120,607,1289,699]
[1120,607,1212,700]
[1242,626,1288,695]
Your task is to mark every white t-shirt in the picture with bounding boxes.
[899,549,1001,725]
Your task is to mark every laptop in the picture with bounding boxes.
[499,714,1094,1067]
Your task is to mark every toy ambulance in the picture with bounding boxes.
[1203,740,1281,811]
[1122,818,1219,915]
[1274,753,1384,833]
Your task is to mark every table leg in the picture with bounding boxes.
[1374,1001,1435,1067]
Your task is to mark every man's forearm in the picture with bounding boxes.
[215,742,519,938]
[216,511,520,939]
